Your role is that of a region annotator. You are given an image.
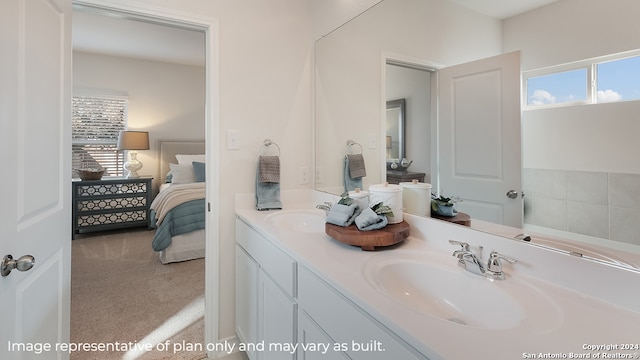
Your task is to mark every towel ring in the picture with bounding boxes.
[346,139,363,154]
[260,138,281,156]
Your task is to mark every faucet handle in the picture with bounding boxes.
[448,239,469,251]
[487,251,517,272]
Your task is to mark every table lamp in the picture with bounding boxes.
[117,130,149,178]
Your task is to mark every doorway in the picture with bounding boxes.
[71,0,220,355]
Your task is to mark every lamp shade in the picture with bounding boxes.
[117,131,149,150]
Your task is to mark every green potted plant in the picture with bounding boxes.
[431,194,462,217]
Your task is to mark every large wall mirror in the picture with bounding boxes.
[314,0,640,270]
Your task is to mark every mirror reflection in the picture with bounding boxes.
[314,0,640,269]
[385,99,404,162]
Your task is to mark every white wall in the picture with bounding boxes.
[73,51,206,192]
[101,0,314,342]
[386,64,432,177]
[503,0,640,174]
[315,0,502,194]
[503,0,640,243]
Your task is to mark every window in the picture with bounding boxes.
[596,56,640,103]
[524,51,640,109]
[72,96,127,177]
[527,68,588,106]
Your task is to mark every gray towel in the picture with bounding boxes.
[256,161,282,210]
[347,154,366,178]
[326,203,360,227]
[259,155,280,183]
[355,207,388,231]
[344,156,363,192]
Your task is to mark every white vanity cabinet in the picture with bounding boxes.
[236,219,297,360]
[297,266,428,360]
[235,216,428,360]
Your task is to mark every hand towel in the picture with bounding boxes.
[354,207,388,231]
[344,156,363,192]
[256,160,282,210]
[259,155,280,183]
[347,154,366,178]
[325,203,360,227]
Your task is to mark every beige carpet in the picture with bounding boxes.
[71,228,206,360]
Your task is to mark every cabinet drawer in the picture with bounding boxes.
[298,266,427,360]
[236,219,296,297]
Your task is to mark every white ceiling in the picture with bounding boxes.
[72,0,558,66]
[72,10,206,67]
[449,0,559,19]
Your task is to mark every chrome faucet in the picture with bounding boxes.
[315,202,332,214]
[449,240,517,280]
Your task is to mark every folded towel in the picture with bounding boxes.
[256,161,282,210]
[347,154,366,178]
[259,155,280,183]
[354,207,388,231]
[326,203,360,227]
[344,156,363,192]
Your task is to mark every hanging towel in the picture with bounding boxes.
[256,157,282,210]
[347,154,366,178]
[259,155,280,183]
[344,155,364,192]
[354,207,388,231]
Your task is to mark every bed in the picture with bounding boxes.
[150,140,206,264]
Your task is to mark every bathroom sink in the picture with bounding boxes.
[264,209,326,233]
[362,251,563,332]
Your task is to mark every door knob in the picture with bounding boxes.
[506,190,520,199]
[1,254,35,277]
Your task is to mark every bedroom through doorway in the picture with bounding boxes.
[71,2,216,357]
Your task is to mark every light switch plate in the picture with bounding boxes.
[227,130,240,150]
[368,133,377,149]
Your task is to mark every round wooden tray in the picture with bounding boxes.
[325,221,410,251]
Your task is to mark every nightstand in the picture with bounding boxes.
[386,170,426,185]
[72,177,153,239]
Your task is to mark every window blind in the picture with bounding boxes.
[72,96,128,177]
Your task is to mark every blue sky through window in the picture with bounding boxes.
[527,69,586,105]
[597,56,640,102]
[527,55,640,106]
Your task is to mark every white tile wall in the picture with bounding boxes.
[523,169,640,246]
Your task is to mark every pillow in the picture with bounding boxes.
[169,163,195,184]
[176,154,205,165]
[165,171,173,183]
[192,162,206,182]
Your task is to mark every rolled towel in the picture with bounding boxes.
[259,155,280,183]
[326,203,360,227]
[347,154,366,179]
[355,207,388,231]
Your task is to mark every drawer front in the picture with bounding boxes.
[298,266,426,360]
[76,210,147,227]
[236,219,296,297]
[74,181,149,198]
[76,196,148,211]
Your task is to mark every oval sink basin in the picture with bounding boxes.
[363,251,563,332]
[264,209,326,233]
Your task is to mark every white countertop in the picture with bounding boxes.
[236,190,640,360]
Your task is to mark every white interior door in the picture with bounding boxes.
[437,51,522,227]
[0,0,72,359]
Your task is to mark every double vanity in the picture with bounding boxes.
[235,190,640,360]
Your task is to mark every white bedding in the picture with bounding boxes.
[150,182,206,225]
[159,229,205,264]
